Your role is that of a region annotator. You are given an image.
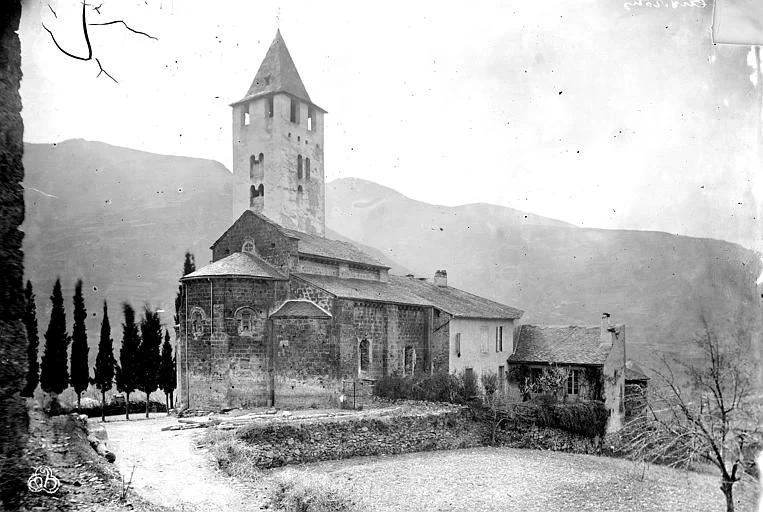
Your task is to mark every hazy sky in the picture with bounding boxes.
[19,0,762,251]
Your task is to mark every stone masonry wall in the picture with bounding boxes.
[234,406,482,468]
[212,211,297,272]
[431,310,451,373]
[178,277,288,409]
[289,276,335,312]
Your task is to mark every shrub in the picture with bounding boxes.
[269,474,362,512]
[481,372,498,396]
[512,400,609,438]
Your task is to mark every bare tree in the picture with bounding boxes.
[618,317,760,512]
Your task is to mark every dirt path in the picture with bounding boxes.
[101,414,266,512]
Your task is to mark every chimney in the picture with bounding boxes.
[600,312,613,347]
[434,269,448,287]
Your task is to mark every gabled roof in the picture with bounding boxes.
[292,273,523,320]
[509,325,611,366]
[181,251,287,281]
[270,299,331,319]
[293,274,430,307]
[231,30,324,111]
[388,276,523,320]
[282,228,388,269]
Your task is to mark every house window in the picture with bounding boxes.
[267,96,274,118]
[307,107,315,131]
[498,365,505,391]
[297,155,303,178]
[250,185,257,206]
[567,369,581,395]
[297,185,303,194]
[190,307,205,337]
[480,325,489,353]
[250,155,257,177]
[454,333,461,357]
[495,326,503,352]
[234,307,256,337]
[242,239,255,253]
[359,338,370,373]
[290,98,299,123]
[258,184,264,197]
[242,108,250,126]
[404,346,416,375]
[465,367,474,382]
[305,158,310,180]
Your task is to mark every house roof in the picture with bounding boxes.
[509,325,611,366]
[231,30,325,111]
[292,274,430,307]
[282,227,388,269]
[292,273,523,320]
[181,251,287,281]
[270,299,331,319]
[388,276,523,320]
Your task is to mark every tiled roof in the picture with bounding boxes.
[270,299,331,319]
[181,252,287,281]
[292,274,430,307]
[293,273,523,319]
[232,30,324,111]
[388,276,523,320]
[283,228,388,269]
[509,325,611,366]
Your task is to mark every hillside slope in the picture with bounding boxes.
[22,141,761,368]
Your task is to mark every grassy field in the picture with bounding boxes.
[263,447,759,512]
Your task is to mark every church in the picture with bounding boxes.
[175,30,525,409]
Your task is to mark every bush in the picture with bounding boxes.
[512,400,609,438]
[373,371,480,404]
[269,474,362,512]
[481,372,498,396]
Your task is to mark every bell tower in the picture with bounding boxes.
[230,30,326,236]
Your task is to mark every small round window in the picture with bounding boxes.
[242,239,255,254]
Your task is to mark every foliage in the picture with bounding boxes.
[159,329,176,409]
[268,474,362,512]
[481,372,498,396]
[22,280,40,397]
[69,279,90,408]
[115,303,140,419]
[40,278,70,396]
[582,366,604,401]
[509,400,609,439]
[92,301,116,422]
[137,306,162,418]
[617,318,760,512]
[373,371,478,404]
[536,364,570,399]
[174,251,195,326]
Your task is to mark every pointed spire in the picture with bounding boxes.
[242,30,311,103]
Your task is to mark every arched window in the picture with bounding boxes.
[250,155,256,174]
[297,155,302,177]
[404,346,416,375]
[359,338,370,372]
[258,184,264,197]
[190,307,205,337]
[250,185,257,206]
[298,168,303,180]
[234,307,257,337]
[259,153,264,173]
[242,239,255,253]
[297,185,303,194]
[305,158,310,180]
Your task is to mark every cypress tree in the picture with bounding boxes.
[159,330,176,410]
[138,307,162,418]
[40,278,69,399]
[93,301,115,422]
[70,279,89,410]
[21,281,40,397]
[115,303,139,420]
[174,252,195,326]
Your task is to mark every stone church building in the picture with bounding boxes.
[175,31,525,409]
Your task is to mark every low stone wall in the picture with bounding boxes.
[494,424,602,454]
[234,405,484,468]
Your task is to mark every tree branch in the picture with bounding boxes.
[88,20,157,40]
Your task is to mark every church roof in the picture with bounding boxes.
[231,30,324,111]
[282,227,388,269]
[293,273,523,320]
[270,299,332,319]
[181,251,287,281]
[508,325,611,366]
[388,276,524,320]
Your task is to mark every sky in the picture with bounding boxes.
[18,0,763,251]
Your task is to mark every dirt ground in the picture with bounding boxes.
[102,411,761,512]
[103,413,267,511]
